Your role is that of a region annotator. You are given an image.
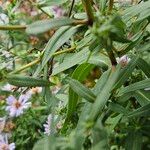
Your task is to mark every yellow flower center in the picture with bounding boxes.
[13,101,21,109]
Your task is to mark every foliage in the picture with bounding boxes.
[0,0,150,150]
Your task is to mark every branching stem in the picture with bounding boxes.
[81,0,94,25]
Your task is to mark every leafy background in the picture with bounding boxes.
[0,0,150,149]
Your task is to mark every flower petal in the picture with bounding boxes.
[6,96,16,105]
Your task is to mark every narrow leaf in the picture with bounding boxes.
[127,103,150,118]
[118,79,150,96]
[125,131,142,150]
[108,102,128,114]
[137,58,150,78]
[67,78,96,103]
[26,18,74,34]
[7,75,49,87]
[66,63,94,119]
[134,90,150,106]
[88,65,122,123]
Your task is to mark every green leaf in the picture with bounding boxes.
[38,0,68,7]
[93,69,111,95]
[118,79,150,96]
[52,48,109,75]
[42,26,78,68]
[66,63,94,120]
[26,18,74,34]
[67,78,96,103]
[134,90,150,106]
[74,13,87,20]
[125,131,142,150]
[72,63,95,82]
[88,65,122,123]
[33,136,57,150]
[137,58,150,78]
[123,0,150,22]
[99,0,107,13]
[113,56,139,90]
[127,103,150,118]
[52,48,89,75]
[7,75,49,87]
[34,26,78,76]
[105,114,123,133]
[108,102,128,114]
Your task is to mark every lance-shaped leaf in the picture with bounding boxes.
[118,79,150,96]
[66,63,94,119]
[93,69,111,95]
[113,56,139,90]
[123,0,150,22]
[26,18,75,34]
[66,78,96,103]
[108,102,128,114]
[52,48,109,75]
[52,48,89,75]
[87,65,122,124]
[34,26,79,76]
[137,58,150,78]
[125,131,142,150]
[7,75,49,87]
[127,103,150,118]
[42,26,78,68]
[38,0,68,7]
[134,90,150,106]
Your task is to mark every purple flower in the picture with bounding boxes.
[116,55,130,67]
[0,134,15,150]
[52,6,64,18]
[43,114,52,136]
[5,95,31,117]
[1,84,17,92]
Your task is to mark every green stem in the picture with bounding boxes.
[107,50,117,66]
[0,25,26,30]
[0,20,87,31]
[10,47,76,74]
[106,39,117,66]
[10,58,41,74]
[81,0,94,25]
[73,19,88,25]
[109,0,114,12]
[68,0,75,17]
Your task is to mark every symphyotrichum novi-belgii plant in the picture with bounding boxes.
[0,0,150,149]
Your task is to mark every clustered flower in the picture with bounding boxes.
[5,95,31,117]
[0,134,15,150]
[116,55,130,67]
[43,115,52,136]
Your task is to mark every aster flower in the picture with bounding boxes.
[116,55,130,68]
[43,115,59,136]
[43,115,52,136]
[1,84,17,92]
[52,6,64,18]
[0,134,15,150]
[5,95,31,117]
